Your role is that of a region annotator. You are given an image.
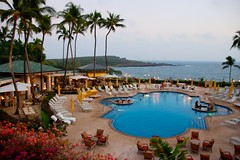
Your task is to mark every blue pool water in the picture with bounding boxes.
[101,91,232,138]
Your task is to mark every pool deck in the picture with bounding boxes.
[63,85,240,159]
[2,85,240,159]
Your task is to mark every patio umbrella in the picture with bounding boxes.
[57,85,61,95]
[149,79,151,85]
[85,79,88,88]
[216,84,220,95]
[213,81,217,90]
[191,80,193,87]
[228,81,234,98]
[116,79,119,87]
[70,96,74,113]
[209,80,213,88]
[0,82,30,93]
[204,80,207,88]
[176,79,179,86]
[138,78,141,85]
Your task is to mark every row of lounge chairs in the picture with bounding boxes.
[97,84,139,95]
[49,94,76,125]
[224,117,240,128]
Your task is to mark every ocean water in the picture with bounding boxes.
[113,61,240,82]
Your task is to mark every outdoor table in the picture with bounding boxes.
[22,107,35,115]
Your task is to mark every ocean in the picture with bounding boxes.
[113,61,240,82]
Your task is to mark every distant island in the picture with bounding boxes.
[46,55,175,69]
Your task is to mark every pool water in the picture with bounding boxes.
[101,91,232,138]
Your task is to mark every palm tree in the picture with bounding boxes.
[231,31,240,50]
[0,0,22,114]
[56,24,68,69]
[222,56,240,83]
[37,15,55,92]
[0,26,12,42]
[73,17,87,74]
[87,10,103,77]
[58,2,82,82]
[20,0,55,102]
[102,12,125,70]
[150,137,188,160]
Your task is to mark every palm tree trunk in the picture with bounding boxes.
[10,19,20,114]
[40,33,45,92]
[229,66,232,83]
[73,33,78,76]
[93,25,97,77]
[62,39,65,69]
[24,26,35,104]
[104,29,111,71]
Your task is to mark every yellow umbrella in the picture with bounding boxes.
[204,80,207,88]
[57,84,61,95]
[176,79,179,86]
[216,84,220,95]
[85,79,88,88]
[191,80,193,87]
[116,79,119,87]
[209,80,213,88]
[149,79,151,85]
[228,81,234,97]
[70,96,74,113]
[109,81,112,88]
[213,81,217,90]
[138,78,141,85]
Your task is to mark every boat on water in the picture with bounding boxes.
[192,106,217,113]
[112,98,133,105]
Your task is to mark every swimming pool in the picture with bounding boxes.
[101,91,232,138]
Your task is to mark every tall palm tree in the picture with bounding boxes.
[231,31,240,50]
[87,10,103,77]
[37,15,55,92]
[73,17,87,74]
[58,2,82,83]
[0,0,22,114]
[102,12,125,70]
[56,24,68,69]
[20,0,55,102]
[222,56,240,83]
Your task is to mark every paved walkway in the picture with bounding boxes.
[63,85,240,159]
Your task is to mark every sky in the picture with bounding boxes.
[2,0,240,62]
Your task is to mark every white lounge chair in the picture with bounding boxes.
[110,86,119,94]
[105,86,112,95]
[97,86,104,92]
[51,115,71,125]
[224,119,240,128]
[56,113,76,123]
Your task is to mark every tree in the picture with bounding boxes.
[58,2,82,82]
[0,0,23,114]
[20,0,55,102]
[56,24,68,69]
[0,26,12,42]
[37,15,55,91]
[87,10,103,77]
[102,12,125,70]
[231,31,240,50]
[222,56,240,83]
[73,16,87,74]
[150,137,188,160]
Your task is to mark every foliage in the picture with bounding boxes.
[231,31,240,50]
[0,121,119,160]
[222,56,240,82]
[150,137,188,160]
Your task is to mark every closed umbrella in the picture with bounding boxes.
[70,96,74,113]
[204,80,207,88]
[191,80,193,87]
[116,79,119,87]
[176,79,179,86]
[85,79,88,88]
[149,79,151,85]
[209,80,213,88]
[57,85,61,95]
[213,81,217,90]
[228,81,234,98]
[216,84,220,95]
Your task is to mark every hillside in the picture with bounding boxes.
[46,56,174,69]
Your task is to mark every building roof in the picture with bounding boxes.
[0,60,62,74]
[77,63,107,72]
